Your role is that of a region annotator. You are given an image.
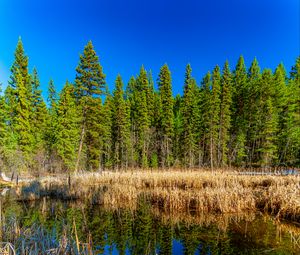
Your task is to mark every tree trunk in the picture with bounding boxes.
[75,124,85,173]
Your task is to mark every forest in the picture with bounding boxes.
[0,38,299,174]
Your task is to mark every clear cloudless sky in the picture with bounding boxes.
[0,0,299,97]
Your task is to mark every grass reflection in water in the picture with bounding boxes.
[0,197,299,255]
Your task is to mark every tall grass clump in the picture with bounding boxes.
[0,215,93,255]
[16,169,300,222]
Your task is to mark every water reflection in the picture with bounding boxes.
[2,197,300,255]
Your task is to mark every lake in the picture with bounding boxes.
[1,197,299,255]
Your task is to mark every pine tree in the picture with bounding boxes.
[134,66,150,167]
[74,41,106,171]
[45,79,59,172]
[1,85,19,172]
[3,86,18,154]
[246,58,261,166]
[146,71,157,166]
[210,65,221,169]
[199,72,212,166]
[181,64,197,167]
[125,76,138,166]
[125,76,136,100]
[14,69,33,159]
[181,64,196,167]
[8,38,32,136]
[273,63,288,165]
[85,97,103,170]
[231,56,248,166]
[10,37,30,91]
[172,94,182,166]
[158,64,174,167]
[112,74,131,169]
[151,91,162,168]
[258,70,278,166]
[55,82,80,171]
[99,96,113,170]
[219,61,232,166]
[48,79,58,110]
[284,57,300,166]
[31,68,48,150]
[147,70,156,126]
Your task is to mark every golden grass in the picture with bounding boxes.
[17,169,300,222]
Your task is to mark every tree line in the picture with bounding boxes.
[0,38,299,173]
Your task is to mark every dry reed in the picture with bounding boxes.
[16,169,300,222]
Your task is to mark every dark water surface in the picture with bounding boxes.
[3,199,300,255]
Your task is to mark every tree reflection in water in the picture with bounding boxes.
[2,197,300,255]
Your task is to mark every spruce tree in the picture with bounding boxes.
[134,66,150,167]
[246,58,261,165]
[273,64,288,165]
[181,64,197,167]
[151,90,163,168]
[146,71,157,166]
[173,94,182,166]
[74,41,106,171]
[8,38,32,138]
[199,72,212,166]
[112,75,131,169]
[3,86,18,154]
[219,61,232,166]
[0,83,17,171]
[99,96,113,170]
[48,79,58,110]
[55,82,80,171]
[210,65,221,169]
[231,56,248,165]
[31,68,48,150]
[125,76,138,166]
[158,64,174,167]
[258,70,278,166]
[14,70,33,159]
[45,79,59,172]
[10,37,30,90]
[284,57,300,165]
[147,70,156,126]
[85,97,103,170]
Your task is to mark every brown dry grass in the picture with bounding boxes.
[17,169,300,222]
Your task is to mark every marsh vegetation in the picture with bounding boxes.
[13,170,300,222]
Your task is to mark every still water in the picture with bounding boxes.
[3,198,300,255]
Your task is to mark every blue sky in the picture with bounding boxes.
[0,0,299,97]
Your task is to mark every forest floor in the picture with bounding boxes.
[8,169,299,222]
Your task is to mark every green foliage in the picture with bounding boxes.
[181,64,198,167]
[74,41,106,100]
[210,65,221,168]
[99,95,113,169]
[199,72,212,166]
[231,56,247,165]
[74,41,106,171]
[55,82,80,171]
[0,38,299,171]
[133,66,151,167]
[10,37,30,91]
[15,69,34,159]
[158,64,174,167]
[31,68,48,150]
[112,75,131,169]
[220,61,232,166]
